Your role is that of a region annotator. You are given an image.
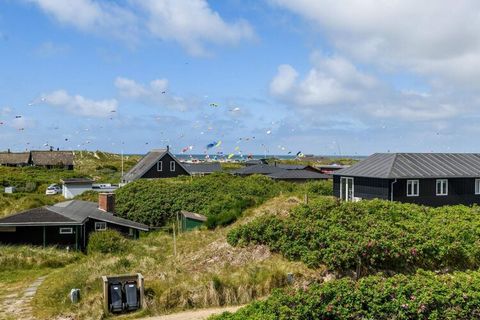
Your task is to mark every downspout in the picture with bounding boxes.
[390,179,397,201]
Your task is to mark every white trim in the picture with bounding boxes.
[59,227,73,234]
[157,161,163,171]
[475,179,480,195]
[95,221,107,231]
[436,179,448,196]
[170,161,175,171]
[406,180,419,197]
[340,177,354,201]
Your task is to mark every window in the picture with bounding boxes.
[476,179,480,195]
[59,227,73,234]
[406,180,419,197]
[170,161,175,171]
[436,179,448,196]
[95,222,107,231]
[157,161,163,171]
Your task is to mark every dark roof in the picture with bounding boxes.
[123,149,189,182]
[180,211,207,222]
[0,200,149,231]
[334,153,480,179]
[245,159,268,166]
[31,151,74,166]
[61,178,93,184]
[182,162,222,174]
[0,152,30,165]
[267,170,330,180]
[0,207,76,226]
[232,164,285,175]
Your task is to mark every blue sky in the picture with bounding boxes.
[1,0,480,156]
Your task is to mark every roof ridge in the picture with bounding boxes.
[386,153,398,178]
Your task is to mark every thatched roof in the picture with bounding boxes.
[31,151,74,166]
[0,152,30,165]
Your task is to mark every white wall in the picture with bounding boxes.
[63,184,92,199]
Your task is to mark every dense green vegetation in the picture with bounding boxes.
[115,173,332,228]
[228,197,480,273]
[212,270,480,320]
[87,229,131,254]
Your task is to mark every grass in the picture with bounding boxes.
[31,196,322,319]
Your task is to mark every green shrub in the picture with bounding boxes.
[87,230,130,254]
[211,270,480,320]
[227,197,480,273]
[115,173,310,228]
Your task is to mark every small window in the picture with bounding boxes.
[95,222,107,231]
[59,227,73,234]
[406,180,419,197]
[476,179,480,195]
[436,179,448,196]
[170,161,175,171]
[129,228,134,236]
[157,161,163,171]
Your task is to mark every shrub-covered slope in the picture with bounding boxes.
[228,197,480,273]
[211,270,480,320]
[115,173,332,228]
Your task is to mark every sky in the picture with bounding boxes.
[1,0,480,156]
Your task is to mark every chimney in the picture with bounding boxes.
[7,148,10,153]
[98,193,115,213]
[166,145,170,151]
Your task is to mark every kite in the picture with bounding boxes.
[15,115,22,118]
[228,153,234,159]
[206,142,217,149]
[209,103,219,107]
[296,151,305,158]
[266,130,272,135]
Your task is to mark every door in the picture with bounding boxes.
[340,177,354,201]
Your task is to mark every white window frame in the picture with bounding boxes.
[340,177,354,201]
[476,179,480,195]
[157,161,163,171]
[59,227,73,234]
[436,179,448,196]
[406,180,419,197]
[95,222,107,231]
[170,161,175,171]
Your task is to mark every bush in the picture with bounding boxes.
[115,173,307,228]
[211,270,480,320]
[87,230,130,254]
[227,197,480,273]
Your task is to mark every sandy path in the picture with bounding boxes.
[0,275,46,320]
[142,306,242,320]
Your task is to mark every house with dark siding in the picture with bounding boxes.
[0,193,148,250]
[122,148,190,182]
[333,153,480,207]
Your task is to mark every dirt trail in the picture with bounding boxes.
[0,276,46,320]
[142,306,242,320]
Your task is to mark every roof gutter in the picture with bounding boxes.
[390,179,397,201]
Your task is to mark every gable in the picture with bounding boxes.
[141,153,189,179]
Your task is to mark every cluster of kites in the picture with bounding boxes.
[1,96,309,159]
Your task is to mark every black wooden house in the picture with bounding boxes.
[0,193,148,250]
[333,153,480,207]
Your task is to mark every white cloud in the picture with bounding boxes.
[137,0,255,56]
[115,77,188,111]
[271,0,480,85]
[43,90,118,117]
[270,52,376,107]
[28,0,254,55]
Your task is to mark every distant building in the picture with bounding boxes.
[232,163,329,182]
[0,149,74,169]
[62,178,94,199]
[182,162,222,176]
[123,148,222,182]
[0,151,31,167]
[31,150,74,169]
[334,153,480,206]
[122,148,190,183]
[0,193,149,250]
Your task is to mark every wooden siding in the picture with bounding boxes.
[0,225,83,249]
[333,175,391,200]
[393,178,480,206]
[140,153,189,179]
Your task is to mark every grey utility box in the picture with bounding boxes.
[101,274,145,314]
